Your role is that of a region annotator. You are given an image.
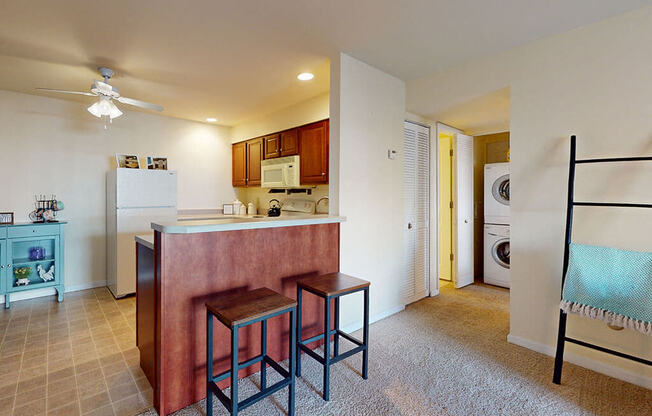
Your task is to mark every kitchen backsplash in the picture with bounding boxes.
[235,185,329,214]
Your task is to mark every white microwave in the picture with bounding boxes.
[261,155,300,188]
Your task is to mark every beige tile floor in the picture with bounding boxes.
[0,288,153,416]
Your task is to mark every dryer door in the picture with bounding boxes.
[491,174,510,206]
[491,238,510,269]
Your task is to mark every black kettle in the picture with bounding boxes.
[268,199,281,217]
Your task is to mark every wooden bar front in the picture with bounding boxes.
[137,223,340,415]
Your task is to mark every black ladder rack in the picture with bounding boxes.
[552,135,652,385]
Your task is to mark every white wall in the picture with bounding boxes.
[0,90,235,292]
[408,7,652,386]
[331,53,407,330]
[231,92,329,143]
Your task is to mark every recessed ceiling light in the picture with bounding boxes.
[297,72,314,81]
[206,117,218,122]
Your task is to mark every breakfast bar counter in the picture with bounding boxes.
[136,215,344,415]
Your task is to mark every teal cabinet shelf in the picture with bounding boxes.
[0,222,66,308]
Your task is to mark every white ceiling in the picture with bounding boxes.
[0,0,648,125]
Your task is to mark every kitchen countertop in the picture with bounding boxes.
[135,234,154,249]
[151,214,345,234]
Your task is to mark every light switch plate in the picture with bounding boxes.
[388,149,397,160]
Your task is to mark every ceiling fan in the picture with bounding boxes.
[36,67,163,126]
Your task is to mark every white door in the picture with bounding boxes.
[453,133,474,288]
[403,121,430,304]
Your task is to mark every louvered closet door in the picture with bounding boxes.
[404,121,430,304]
[453,133,474,288]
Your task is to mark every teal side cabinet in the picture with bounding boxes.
[1,222,66,309]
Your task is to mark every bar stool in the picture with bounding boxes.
[206,287,297,416]
[296,273,370,401]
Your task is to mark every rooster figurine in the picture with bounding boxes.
[37,264,55,282]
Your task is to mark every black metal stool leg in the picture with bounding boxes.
[206,311,214,416]
[289,308,296,416]
[334,297,340,357]
[362,288,369,380]
[296,286,302,377]
[231,326,239,415]
[261,320,267,389]
[323,296,331,401]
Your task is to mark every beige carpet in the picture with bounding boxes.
[140,282,651,416]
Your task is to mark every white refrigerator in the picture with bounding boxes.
[106,169,177,298]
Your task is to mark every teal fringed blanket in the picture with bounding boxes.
[560,243,652,335]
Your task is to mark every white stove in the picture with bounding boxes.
[280,200,316,216]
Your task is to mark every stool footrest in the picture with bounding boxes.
[208,381,232,412]
[299,343,325,364]
[212,354,266,383]
[208,354,293,412]
[300,328,338,345]
[337,330,363,347]
[330,345,366,365]
[239,378,292,411]
[263,355,290,379]
[208,377,292,413]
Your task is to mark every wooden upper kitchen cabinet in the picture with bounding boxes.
[264,129,299,159]
[232,119,328,186]
[246,138,263,186]
[280,128,299,156]
[232,141,247,187]
[299,120,329,184]
[263,134,281,159]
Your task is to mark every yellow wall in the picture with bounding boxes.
[438,132,453,281]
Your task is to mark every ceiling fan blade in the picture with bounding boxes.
[35,88,96,96]
[117,96,163,112]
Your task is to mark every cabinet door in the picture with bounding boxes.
[232,142,247,187]
[299,120,329,184]
[246,138,263,186]
[7,236,59,292]
[280,129,299,156]
[263,134,281,159]
[0,239,6,295]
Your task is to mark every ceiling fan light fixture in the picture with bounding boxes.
[87,97,123,119]
[87,101,101,118]
[108,102,123,119]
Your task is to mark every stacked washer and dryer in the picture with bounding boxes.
[483,163,510,288]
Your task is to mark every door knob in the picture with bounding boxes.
[408,223,413,229]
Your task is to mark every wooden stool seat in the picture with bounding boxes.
[206,287,297,328]
[297,272,370,297]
